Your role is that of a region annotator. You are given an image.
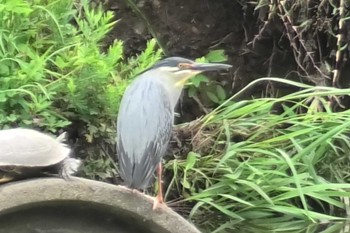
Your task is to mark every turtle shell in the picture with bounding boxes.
[0,128,70,167]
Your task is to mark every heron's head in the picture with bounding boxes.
[149,57,232,87]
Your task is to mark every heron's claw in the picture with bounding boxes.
[152,195,164,210]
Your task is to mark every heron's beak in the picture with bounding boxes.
[174,62,232,87]
[190,62,232,72]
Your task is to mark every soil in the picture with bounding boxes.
[100,0,309,122]
[100,1,263,120]
[104,0,242,58]
[98,0,350,116]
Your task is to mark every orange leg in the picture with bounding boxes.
[153,162,164,210]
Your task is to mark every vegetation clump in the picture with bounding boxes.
[166,79,350,232]
[0,0,161,179]
[2,1,350,233]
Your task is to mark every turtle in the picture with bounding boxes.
[0,128,81,183]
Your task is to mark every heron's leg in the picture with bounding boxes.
[157,162,164,203]
[153,162,164,210]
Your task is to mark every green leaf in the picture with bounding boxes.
[0,63,10,76]
[216,85,226,100]
[194,56,207,63]
[187,86,197,98]
[5,0,32,15]
[205,49,228,62]
[182,179,191,189]
[190,74,209,87]
[6,114,17,122]
[67,78,76,93]
[207,91,220,103]
[0,93,6,103]
[185,152,199,171]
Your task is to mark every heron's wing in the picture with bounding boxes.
[116,77,173,189]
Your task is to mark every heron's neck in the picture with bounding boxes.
[163,80,184,109]
[143,70,187,109]
[154,72,186,109]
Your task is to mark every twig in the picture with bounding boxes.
[278,0,329,80]
[332,0,347,88]
[192,95,209,115]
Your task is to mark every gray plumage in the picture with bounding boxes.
[116,57,232,190]
[117,74,173,189]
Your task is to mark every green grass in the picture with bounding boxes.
[165,78,350,232]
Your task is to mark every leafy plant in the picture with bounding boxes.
[0,0,162,128]
[187,49,229,105]
[0,0,162,179]
[166,78,350,232]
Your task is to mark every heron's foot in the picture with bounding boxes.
[152,193,165,210]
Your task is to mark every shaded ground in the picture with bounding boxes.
[101,0,304,121]
[104,0,241,58]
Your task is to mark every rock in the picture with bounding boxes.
[0,177,201,233]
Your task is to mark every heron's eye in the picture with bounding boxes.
[178,63,190,69]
